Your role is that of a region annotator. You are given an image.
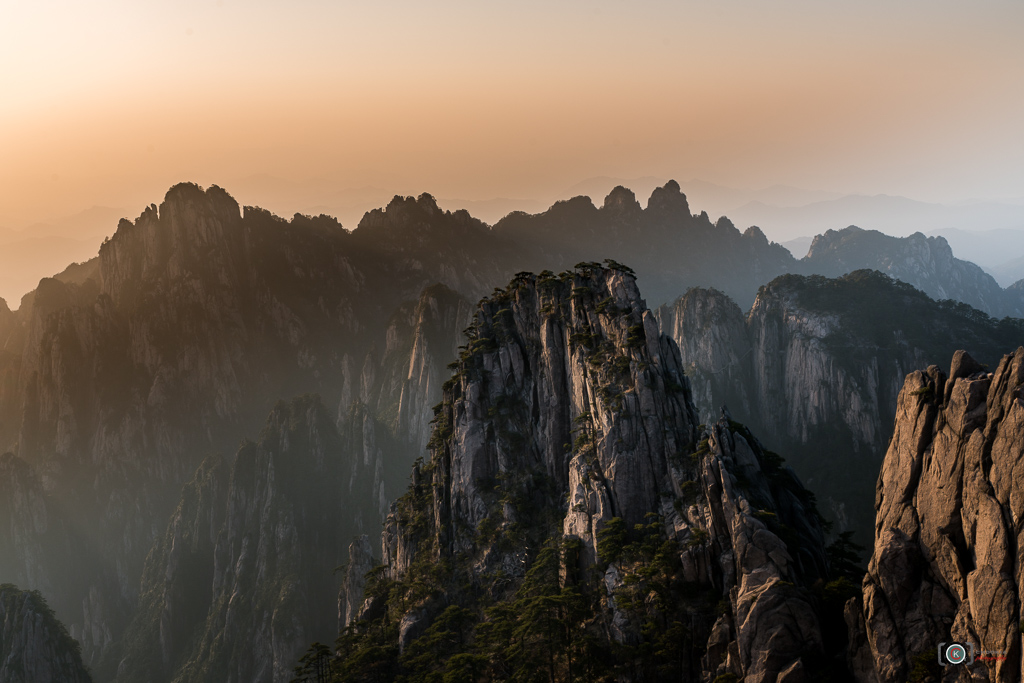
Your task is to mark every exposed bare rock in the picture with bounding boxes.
[1000,278,1024,320]
[655,287,754,419]
[846,347,1024,682]
[7,178,1019,682]
[338,535,374,630]
[0,583,92,683]
[658,271,1024,547]
[357,282,474,453]
[343,265,831,682]
[689,417,828,683]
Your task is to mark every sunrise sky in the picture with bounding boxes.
[1,0,1023,230]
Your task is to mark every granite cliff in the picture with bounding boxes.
[334,266,839,682]
[0,583,93,683]
[846,347,1024,683]
[658,271,1024,545]
[2,180,1022,681]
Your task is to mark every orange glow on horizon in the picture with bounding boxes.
[0,0,1022,304]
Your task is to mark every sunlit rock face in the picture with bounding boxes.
[846,347,1024,683]
[3,178,1021,682]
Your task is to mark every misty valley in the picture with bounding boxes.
[1,181,1023,683]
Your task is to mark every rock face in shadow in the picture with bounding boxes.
[0,583,93,683]
[113,396,384,683]
[3,179,1021,682]
[845,347,1024,683]
[0,184,486,675]
[493,182,796,309]
[340,266,833,682]
[657,271,1024,547]
[803,227,1021,318]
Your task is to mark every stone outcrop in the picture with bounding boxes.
[657,286,754,420]
[337,535,374,630]
[658,271,1024,545]
[0,583,92,683]
[846,347,1024,683]
[356,282,474,453]
[1007,279,1024,318]
[345,266,833,682]
[3,180,1022,681]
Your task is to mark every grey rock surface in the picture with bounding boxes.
[658,272,1024,547]
[0,583,92,683]
[356,265,831,682]
[0,184,488,675]
[114,396,382,683]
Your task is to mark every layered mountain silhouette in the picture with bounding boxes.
[0,180,1021,682]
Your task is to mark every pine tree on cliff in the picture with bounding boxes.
[290,642,332,683]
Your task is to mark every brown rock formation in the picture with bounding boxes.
[846,347,1024,682]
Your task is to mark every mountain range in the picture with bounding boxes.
[1,180,1022,682]
[6,179,1024,311]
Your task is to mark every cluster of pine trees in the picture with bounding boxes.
[292,514,721,683]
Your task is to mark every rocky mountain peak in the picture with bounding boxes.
[162,182,241,224]
[353,193,495,265]
[799,225,1020,316]
[646,179,690,217]
[805,225,862,259]
[744,224,770,246]
[336,265,836,681]
[415,192,440,214]
[552,194,600,216]
[602,185,642,217]
[366,193,444,228]
[716,215,737,233]
[98,182,246,308]
[399,263,696,569]
[846,346,1024,682]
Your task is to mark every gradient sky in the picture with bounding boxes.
[1,0,1023,228]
